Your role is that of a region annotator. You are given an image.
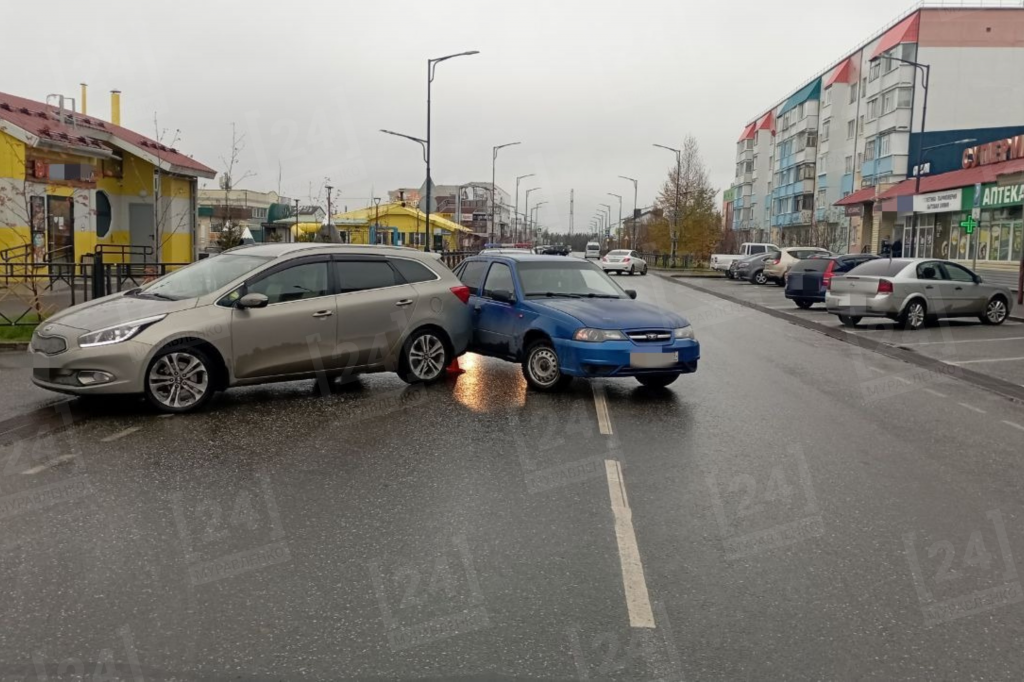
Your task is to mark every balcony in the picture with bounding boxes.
[880,64,914,92]
[737,148,753,162]
[876,109,912,135]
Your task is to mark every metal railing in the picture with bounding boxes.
[438,251,478,268]
[639,253,699,269]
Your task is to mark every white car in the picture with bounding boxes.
[585,242,601,259]
[599,249,647,276]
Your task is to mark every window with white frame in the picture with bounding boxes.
[817,188,827,205]
[878,132,891,157]
[882,90,896,115]
[869,61,881,81]
[867,98,879,119]
[849,82,859,103]
[845,155,853,173]
[821,119,830,141]
[823,86,832,106]
[806,130,817,148]
[798,102,805,119]
[897,87,913,108]
[858,115,864,134]
[847,120,855,139]
[864,138,876,160]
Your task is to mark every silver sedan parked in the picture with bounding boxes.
[30,244,473,412]
[825,258,1013,330]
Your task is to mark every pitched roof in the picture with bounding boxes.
[737,122,756,142]
[834,186,880,206]
[335,202,470,233]
[825,58,855,87]
[870,12,920,59]
[0,90,215,178]
[779,79,821,116]
[756,111,775,135]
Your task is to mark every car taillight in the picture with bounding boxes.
[877,279,894,294]
[623,257,630,262]
[822,261,836,289]
[771,258,780,265]
[450,285,471,304]
[601,256,607,261]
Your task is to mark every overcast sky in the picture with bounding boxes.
[6,0,913,233]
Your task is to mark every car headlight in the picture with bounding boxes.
[674,326,695,340]
[78,315,167,348]
[573,328,627,342]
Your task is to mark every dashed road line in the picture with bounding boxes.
[867,366,886,374]
[898,336,1024,347]
[1002,420,1024,432]
[604,459,655,629]
[923,388,948,398]
[101,426,142,442]
[947,356,1024,366]
[894,377,913,385]
[957,402,986,414]
[592,384,613,435]
[20,454,77,475]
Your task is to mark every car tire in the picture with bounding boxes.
[795,299,813,309]
[725,271,733,280]
[144,344,216,414]
[629,265,635,276]
[636,373,679,389]
[641,265,648,276]
[753,270,768,285]
[838,314,861,328]
[896,300,927,331]
[981,296,1009,325]
[522,339,572,392]
[398,328,450,384]
[775,278,786,287]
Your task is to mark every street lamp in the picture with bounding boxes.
[492,142,520,244]
[654,143,682,264]
[425,50,480,251]
[600,203,612,241]
[514,173,535,243]
[531,201,548,239]
[380,128,428,247]
[373,196,381,245]
[619,175,638,246]
[524,187,540,245]
[608,192,622,248]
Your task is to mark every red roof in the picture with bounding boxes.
[835,156,1024,207]
[825,58,854,87]
[756,111,775,135]
[0,90,214,177]
[870,12,920,59]
[835,186,879,206]
[737,122,756,142]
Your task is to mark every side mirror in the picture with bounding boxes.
[973,275,983,284]
[490,289,515,304]
[625,289,638,300]
[237,292,269,309]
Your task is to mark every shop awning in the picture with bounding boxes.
[834,187,879,206]
[870,12,920,59]
[878,158,1024,200]
[779,80,821,116]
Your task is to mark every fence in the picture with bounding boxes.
[438,251,476,268]
[638,253,699,269]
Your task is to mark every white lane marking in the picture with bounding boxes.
[1002,420,1024,432]
[957,402,986,414]
[21,454,77,475]
[101,426,142,442]
[895,377,913,385]
[604,459,655,629]
[923,388,948,398]
[947,356,1024,366]
[867,366,886,374]
[898,336,1024,347]
[592,384,613,435]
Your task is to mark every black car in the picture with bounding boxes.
[734,251,779,284]
[785,253,879,308]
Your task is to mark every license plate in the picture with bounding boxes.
[630,352,676,368]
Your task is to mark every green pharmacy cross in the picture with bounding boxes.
[959,216,978,234]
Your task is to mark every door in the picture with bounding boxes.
[914,260,952,315]
[333,258,419,371]
[474,262,519,358]
[129,204,155,262]
[46,196,74,271]
[940,262,985,315]
[231,257,337,379]
[455,260,489,352]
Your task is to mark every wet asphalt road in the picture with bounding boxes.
[3,274,1024,680]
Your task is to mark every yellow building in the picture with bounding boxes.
[334,203,472,250]
[0,89,215,271]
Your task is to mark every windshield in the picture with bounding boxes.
[141,254,272,300]
[518,261,625,298]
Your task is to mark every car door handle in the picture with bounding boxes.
[955,286,963,291]
[473,304,482,313]
[312,310,333,318]
[394,299,414,307]
[925,285,934,289]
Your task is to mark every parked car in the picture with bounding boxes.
[711,243,779,277]
[733,250,780,284]
[825,258,1013,330]
[29,244,473,412]
[599,249,648,276]
[452,254,699,389]
[585,242,602,259]
[763,247,832,285]
[785,254,878,308]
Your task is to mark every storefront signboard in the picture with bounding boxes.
[912,189,963,214]
[979,183,1024,209]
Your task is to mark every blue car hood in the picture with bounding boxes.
[533,298,689,329]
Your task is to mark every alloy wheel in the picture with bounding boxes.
[907,302,926,330]
[754,271,767,285]
[148,352,209,410]
[987,298,1007,324]
[408,333,446,381]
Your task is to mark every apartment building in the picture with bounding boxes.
[730,4,1024,251]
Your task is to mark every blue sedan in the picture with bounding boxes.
[452,254,700,390]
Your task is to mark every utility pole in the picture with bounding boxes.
[569,189,574,238]
[608,192,622,249]
[293,198,300,243]
[325,185,333,243]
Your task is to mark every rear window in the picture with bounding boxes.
[791,249,830,259]
[846,259,910,277]
[390,257,437,284]
[458,260,488,291]
[749,245,767,254]
[794,259,831,272]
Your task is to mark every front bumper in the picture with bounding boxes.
[554,338,700,378]
[825,292,900,318]
[30,323,149,396]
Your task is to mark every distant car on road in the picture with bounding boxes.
[711,242,779,277]
[30,244,473,412]
[599,250,648,276]
[825,258,1013,330]
[763,247,832,285]
[585,242,602,259]
[479,248,533,255]
[452,254,699,389]
[785,254,878,308]
[733,250,780,284]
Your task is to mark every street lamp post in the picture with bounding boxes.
[491,142,520,244]
[531,201,547,240]
[608,192,622,248]
[293,198,300,243]
[619,175,638,247]
[514,173,534,244]
[425,50,479,251]
[373,196,381,245]
[524,187,540,246]
[600,204,612,244]
[654,144,682,265]
[380,129,428,246]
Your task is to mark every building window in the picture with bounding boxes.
[882,90,896,115]
[858,115,864,134]
[849,82,859,104]
[845,155,853,173]
[823,86,832,106]
[897,87,913,108]
[847,120,855,139]
[817,188,827,206]
[878,133,891,157]
[865,139,876,160]
[867,98,879,120]
[801,195,815,211]
[869,61,881,81]
[95,191,112,238]
[801,164,816,180]
[806,131,817,148]
[821,119,830,141]
[798,102,805,119]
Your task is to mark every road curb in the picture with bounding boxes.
[0,342,29,351]
[656,272,1024,405]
